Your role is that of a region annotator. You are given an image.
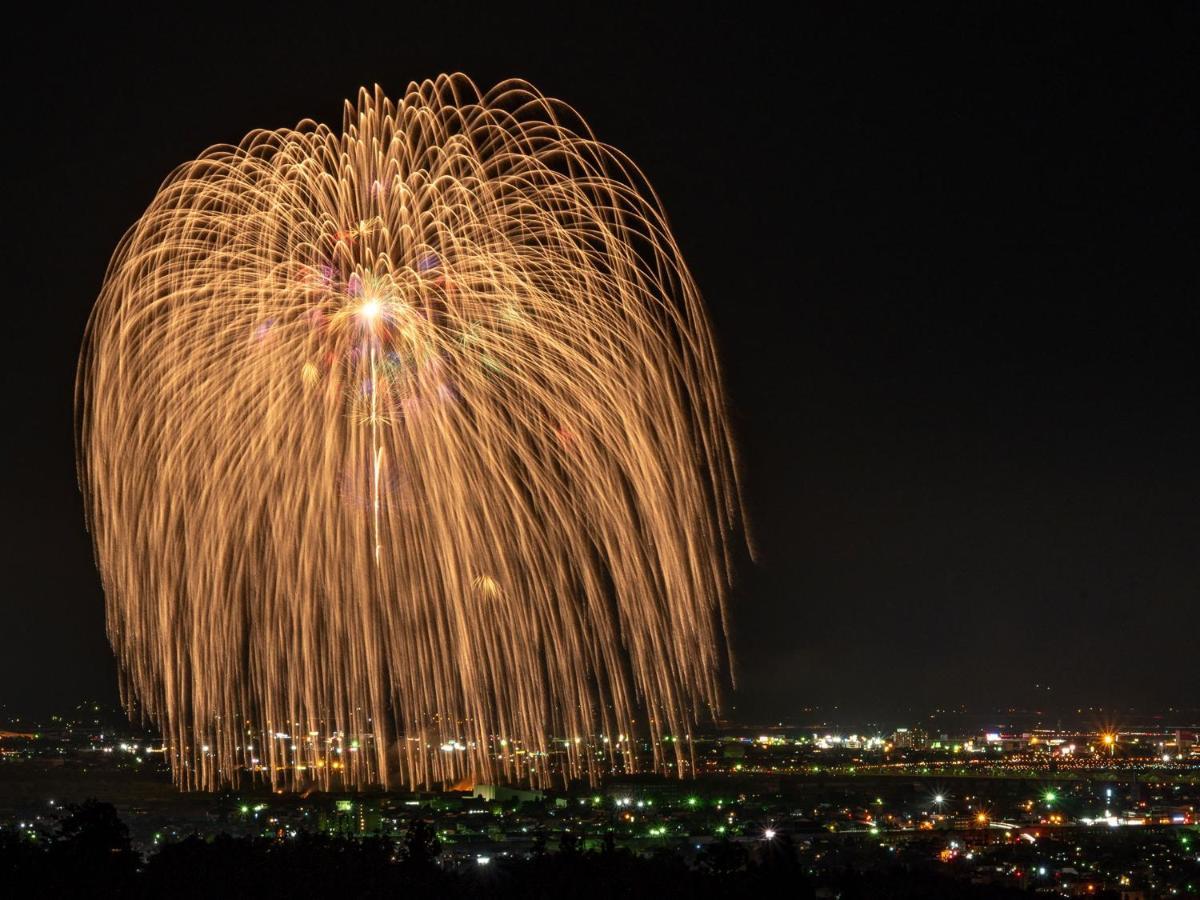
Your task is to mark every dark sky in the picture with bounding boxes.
[5,7,1197,723]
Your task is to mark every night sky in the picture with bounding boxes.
[5,8,1197,722]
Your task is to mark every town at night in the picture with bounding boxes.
[3,701,1198,895]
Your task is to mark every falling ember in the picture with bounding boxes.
[75,74,745,792]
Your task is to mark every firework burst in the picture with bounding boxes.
[77,75,744,790]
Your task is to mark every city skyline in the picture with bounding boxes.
[4,694,1196,895]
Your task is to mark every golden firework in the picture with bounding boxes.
[76,75,744,790]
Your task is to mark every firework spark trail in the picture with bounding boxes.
[77,75,745,790]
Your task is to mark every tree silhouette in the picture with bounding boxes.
[48,799,137,895]
[697,834,747,876]
[400,816,441,870]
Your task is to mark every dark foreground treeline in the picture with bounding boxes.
[0,799,1047,898]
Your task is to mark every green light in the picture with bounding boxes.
[687,797,697,806]
[1044,791,1056,803]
